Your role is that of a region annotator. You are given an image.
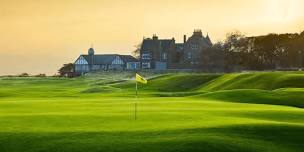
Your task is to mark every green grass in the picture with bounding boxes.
[200,72,304,91]
[0,72,304,152]
[197,88,304,108]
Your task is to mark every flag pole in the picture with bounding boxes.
[135,81,138,120]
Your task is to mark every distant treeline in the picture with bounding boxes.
[3,73,48,77]
[206,31,304,71]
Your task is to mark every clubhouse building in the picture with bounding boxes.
[74,48,140,74]
[74,29,221,74]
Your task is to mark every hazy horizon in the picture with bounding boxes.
[1,0,304,75]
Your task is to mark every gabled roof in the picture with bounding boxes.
[82,54,116,65]
[186,34,212,48]
[160,40,174,51]
[80,54,138,65]
[205,34,212,46]
[141,39,174,52]
[119,55,139,62]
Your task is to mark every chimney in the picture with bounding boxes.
[152,34,158,40]
[183,35,187,43]
[193,29,203,37]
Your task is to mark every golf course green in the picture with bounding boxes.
[0,72,304,152]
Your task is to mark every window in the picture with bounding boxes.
[142,53,151,59]
[191,62,199,65]
[142,62,151,69]
[162,53,167,60]
[127,62,140,70]
[191,44,199,50]
[187,52,192,59]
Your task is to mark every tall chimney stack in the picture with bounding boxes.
[152,34,158,40]
[183,35,187,43]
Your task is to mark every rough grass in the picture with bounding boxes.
[0,72,304,152]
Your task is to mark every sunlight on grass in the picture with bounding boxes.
[0,72,304,152]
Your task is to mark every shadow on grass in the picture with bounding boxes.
[0,124,303,152]
[196,89,304,108]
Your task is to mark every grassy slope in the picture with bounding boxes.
[0,72,304,152]
[114,72,304,92]
[113,72,304,107]
[195,72,304,108]
[197,88,304,108]
[199,72,304,91]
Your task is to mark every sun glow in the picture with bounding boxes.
[267,0,302,23]
[0,0,303,75]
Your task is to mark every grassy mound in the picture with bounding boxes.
[114,74,220,92]
[197,88,304,108]
[141,74,220,92]
[199,72,304,91]
[113,72,304,93]
[110,72,304,108]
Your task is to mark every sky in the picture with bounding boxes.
[0,0,303,75]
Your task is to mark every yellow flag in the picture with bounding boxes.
[135,73,147,84]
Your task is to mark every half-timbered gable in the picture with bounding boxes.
[75,56,88,65]
[74,56,90,73]
[112,56,124,65]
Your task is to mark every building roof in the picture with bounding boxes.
[186,32,213,48]
[205,34,212,46]
[81,54,138,65]
[141,38,174,52]
[119,55,139,62]
[160,40,174,51]
[141,39,155,52]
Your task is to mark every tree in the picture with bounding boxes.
[34,74,46,77]
[223,31,250,70]
[252,34,280,69]
[224,31,247,52]
[19,73,30,77]
[301,31,304,37]
[58,63,74,77]
[201,42,224,67]
[219,30,304,71]
[132,43,142,59]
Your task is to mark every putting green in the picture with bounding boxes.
[0,72,303,152]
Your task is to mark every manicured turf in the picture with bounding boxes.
[0,72,304,152]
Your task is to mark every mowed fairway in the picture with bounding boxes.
[0,72,304,152]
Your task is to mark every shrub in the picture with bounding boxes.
[34,74,46,77]
[18,73,30,77]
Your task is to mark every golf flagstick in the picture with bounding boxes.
[135,81,138,120]
[134,73,147,120]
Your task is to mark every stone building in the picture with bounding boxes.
[140,29,213,70]
[140,35,175,70]
[183,29,212,65]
